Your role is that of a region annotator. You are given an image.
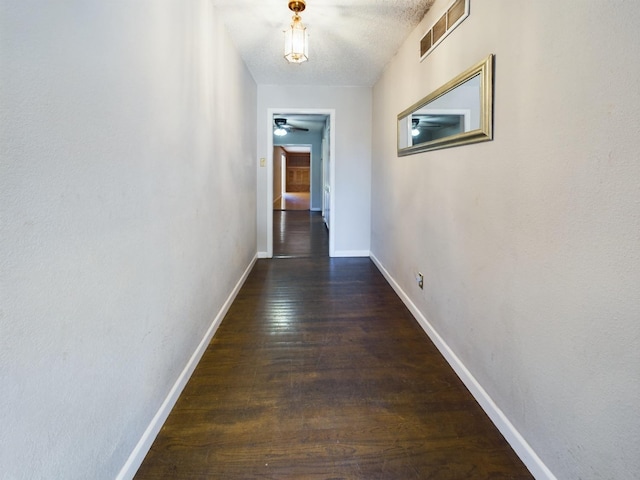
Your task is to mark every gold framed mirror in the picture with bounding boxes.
[397,54,494,156]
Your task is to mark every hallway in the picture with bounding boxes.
[134,213,532,479]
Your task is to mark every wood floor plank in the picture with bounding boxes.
[134,213,533,479]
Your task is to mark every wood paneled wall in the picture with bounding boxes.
[286,153,310,192]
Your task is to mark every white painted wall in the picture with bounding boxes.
[371,1,640,479]
[257,86,372,257]
[0,1,256,478]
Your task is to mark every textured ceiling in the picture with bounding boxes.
[212,0,435,86]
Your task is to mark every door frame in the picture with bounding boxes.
[266,108,336,258]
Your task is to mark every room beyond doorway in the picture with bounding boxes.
[273,145,311,211]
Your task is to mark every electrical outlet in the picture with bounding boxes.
[417,272,424,289]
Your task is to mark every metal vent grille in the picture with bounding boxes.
[420,0,469,60]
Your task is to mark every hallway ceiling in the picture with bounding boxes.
[212,0,435,86]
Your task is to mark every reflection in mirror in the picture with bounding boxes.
[398,55,493,155]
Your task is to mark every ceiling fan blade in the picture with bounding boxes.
[273,118,310,132]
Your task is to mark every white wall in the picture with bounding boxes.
[371,1,640,479]
[257,86,372,257]
[0,1,256,478]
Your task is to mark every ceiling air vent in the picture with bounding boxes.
[420,0,469,60]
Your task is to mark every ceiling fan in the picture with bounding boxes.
[412,118,442,129]
[274,117,309,133]
[412,118,442,136]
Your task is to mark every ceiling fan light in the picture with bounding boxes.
[284,12,308,63]
[274,127,287,136]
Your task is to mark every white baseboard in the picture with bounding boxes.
[369,253,556,480]
[273,195,282,208]
[331,249,370,258]
[310,207,321,212]
[257,251,268,259]
[116,254,258,480]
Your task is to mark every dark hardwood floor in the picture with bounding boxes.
[134,212,532,479]
[273,210,328,258]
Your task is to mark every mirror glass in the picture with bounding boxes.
[398,55,493,155]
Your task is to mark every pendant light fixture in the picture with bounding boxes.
[284,0,308,64]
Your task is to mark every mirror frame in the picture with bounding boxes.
[397,54,494,156]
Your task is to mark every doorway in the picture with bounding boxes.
[266,109,335,258]
[271,143,323,257]
[273,146,311,211]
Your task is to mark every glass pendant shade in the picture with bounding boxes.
[284,14,308,64]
